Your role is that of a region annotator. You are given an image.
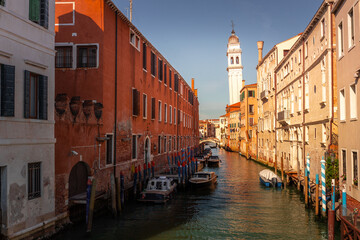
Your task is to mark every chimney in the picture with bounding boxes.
[194,89,198,97]
[242,79,245,88]
[191,78,195,92]
[257,41,264,64]
[130,0,133,22]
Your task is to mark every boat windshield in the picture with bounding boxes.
[195,174,209,179]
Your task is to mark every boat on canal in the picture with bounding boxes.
[259,169,282,188]
[195,155,206,169]
[189,171,217,187]
[207,155,220,167]
[138,176,177,203]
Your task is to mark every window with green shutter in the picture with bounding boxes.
[29,0,48,29]
[1,64,15,117]
[29,0,40,23]
[24,70,48,120]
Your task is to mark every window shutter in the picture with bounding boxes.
[38,75,48,120]
[24,70,30,118]
[1,64,15,117]
[29,0,40,23]
[132,89,140,116]
[40,0,49,29]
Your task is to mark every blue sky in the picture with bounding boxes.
[113,0,322,119]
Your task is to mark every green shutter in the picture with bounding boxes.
[24,70,31,118]
[1,64,15,117]
[29,0,40,23]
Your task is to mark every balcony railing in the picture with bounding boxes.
[260,90,269,100]
[278,110,290,125]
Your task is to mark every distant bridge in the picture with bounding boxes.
[199,137,220,144]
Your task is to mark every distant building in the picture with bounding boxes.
[239,84,257,158]
[219,115,227,147]
[275,1,337,182]
[333,0,360,204]
[0,1,56,238]
[227,29,244,105]
[256,35,300,166]
[225,102,241,152]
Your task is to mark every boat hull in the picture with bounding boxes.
[189,177,217,187]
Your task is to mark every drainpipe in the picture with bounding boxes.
[114,14,118,178]
[329,2,335,153]
[274,66,277,168]
[302,37,306,176]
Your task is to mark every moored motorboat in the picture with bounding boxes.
[189,172,217,187]
[259,169,282,188]
[195,155,206,169]
[138,176,177,203]
[207,155,220,167]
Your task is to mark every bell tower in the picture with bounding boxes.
[227,27,243,104]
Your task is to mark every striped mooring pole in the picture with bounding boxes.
[306,154,310,201]
[320,156,326,216]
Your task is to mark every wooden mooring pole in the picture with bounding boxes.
[87,179,96,232]
[315,174,319,216]
[110,173,117,216]
[281,157,284,182]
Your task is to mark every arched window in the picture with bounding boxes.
[230,57,234,64]
[236,57,239,64]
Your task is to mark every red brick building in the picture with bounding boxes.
[54,0,199,219]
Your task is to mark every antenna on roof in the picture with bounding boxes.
[130,0,133,22]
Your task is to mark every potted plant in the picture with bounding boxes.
[341,174,347,181]
[354,178,358,186]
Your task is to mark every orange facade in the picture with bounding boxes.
[239,84,257,159]
[54,0,199,216]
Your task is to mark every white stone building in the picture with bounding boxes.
[227,29,244,105]
[0,0,55,238]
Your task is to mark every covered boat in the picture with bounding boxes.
[189,172,217,187]
[259,169,282,187]
[138,176,177,203]
[207,155,220,167]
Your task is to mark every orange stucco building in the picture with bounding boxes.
[54,0,199,219]
[239,84,257,159]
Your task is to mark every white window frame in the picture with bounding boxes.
[321,18,325,39]
[132,134,137,160]
[143,93,147,119]
[338,22,344,58]
[55,43,75,69]
[350,83,357,120]
[129,29,140,51]
[158,100,162,122]
[75,43,100,69]
[348,8,355,49]
[164,103,167,123]
[340,88,346,121]
[352,150,359,184]
[169,105,172,124]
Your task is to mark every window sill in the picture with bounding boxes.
[304,108,309,113]
[143,68,147,73]
[348,44,356,53]
[77,67,99,70]
[350,117,358,122]
[151,74,155,78]
[338,54,344,61]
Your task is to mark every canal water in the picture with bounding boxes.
[54,149,339,240]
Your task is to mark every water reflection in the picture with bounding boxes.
[54,148,338,240]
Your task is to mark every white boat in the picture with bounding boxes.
[207,155,220,167]
[189,172,217,187]
[138,176,177,203]
[259,169,282,188]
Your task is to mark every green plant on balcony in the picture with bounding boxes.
[325,156,339,189]
[354,178,358,186]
